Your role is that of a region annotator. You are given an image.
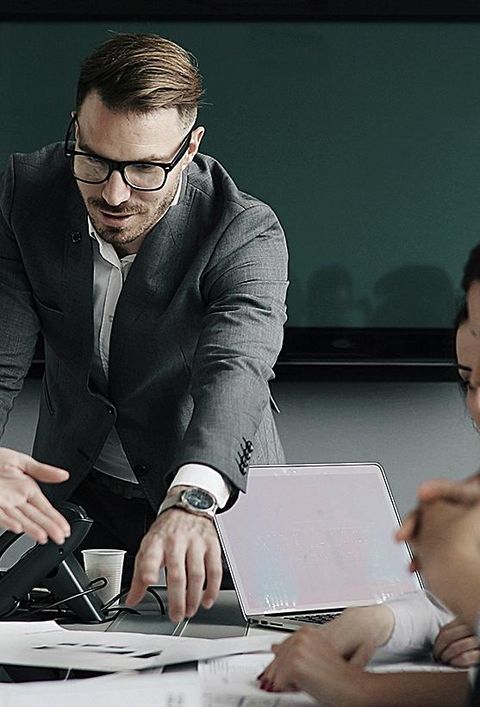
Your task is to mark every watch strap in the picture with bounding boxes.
[158,491,184,516]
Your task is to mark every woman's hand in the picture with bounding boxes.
[433,618,480,668]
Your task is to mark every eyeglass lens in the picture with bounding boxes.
[72,154,167,190]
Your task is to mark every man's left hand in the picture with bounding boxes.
[125,509,222,621]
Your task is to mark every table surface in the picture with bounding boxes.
[63,588,286,641]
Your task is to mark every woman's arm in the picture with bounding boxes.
[259,625,469,706]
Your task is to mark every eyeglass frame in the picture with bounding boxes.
[64,114,193,192]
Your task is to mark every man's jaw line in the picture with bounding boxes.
[88,206,163,255]
[87,199,145,239]
[88,212,141,244]
[80,171,181,252]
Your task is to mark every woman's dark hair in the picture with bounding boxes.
[456,244,480,393]
[462,243,480,295]
[456,243,480,329]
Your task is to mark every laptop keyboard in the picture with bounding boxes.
[289,612,340,625]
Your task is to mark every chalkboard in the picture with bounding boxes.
[1,21,479,356]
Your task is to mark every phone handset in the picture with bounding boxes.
[0,502,105,621]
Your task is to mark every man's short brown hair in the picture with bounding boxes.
[76,33,203,127]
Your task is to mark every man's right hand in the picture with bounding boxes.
[125,505,222,621]
[0,447,70,545]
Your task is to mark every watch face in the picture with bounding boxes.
[184,488,215,510]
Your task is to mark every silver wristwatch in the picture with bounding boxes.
[159,487,218,519]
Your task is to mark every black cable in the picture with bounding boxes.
[6,581,166,627]
[101,587,129,612]
[9,577,108,620]
[102,586,166,615]
[145,586,166,615]
[1,599,21,618]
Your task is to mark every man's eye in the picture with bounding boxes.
[133,164,157,172]
[85,156,104,165]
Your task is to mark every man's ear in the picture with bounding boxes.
[182,126,205,170]
[70,111,79,140]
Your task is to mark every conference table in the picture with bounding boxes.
[0,588,282,684]
[0,586,451,706]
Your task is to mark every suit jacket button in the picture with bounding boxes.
[106,405,115,414]
[134,464,148,478]
[71,231,82,243]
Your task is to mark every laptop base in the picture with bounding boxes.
[250,610,342,632]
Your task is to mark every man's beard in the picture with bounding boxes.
[85,174,180,248]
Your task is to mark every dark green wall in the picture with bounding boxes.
[2,21,480,328]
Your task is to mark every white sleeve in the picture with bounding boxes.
[164,463,231,509]
[382,590,454,655]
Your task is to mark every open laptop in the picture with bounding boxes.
[215,463,422,631]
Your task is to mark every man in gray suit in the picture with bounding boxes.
[0,33,288,621]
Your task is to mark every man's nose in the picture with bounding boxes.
[101,170,131,206]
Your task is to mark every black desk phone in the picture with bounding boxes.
[0,503,105,622]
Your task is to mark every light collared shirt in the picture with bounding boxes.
[382,590,452,656]
[87,179,229,510]
[384,590,477,685]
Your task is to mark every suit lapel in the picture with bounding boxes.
[61,188,94,378]
[109,190,193,372]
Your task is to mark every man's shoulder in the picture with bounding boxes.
[1,143,76,220]
[8,142,66,178]
[187,153,271,215]
[2,143,72,208]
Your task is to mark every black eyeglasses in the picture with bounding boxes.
[64,115,192,192]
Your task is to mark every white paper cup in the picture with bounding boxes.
[81,549,126,606]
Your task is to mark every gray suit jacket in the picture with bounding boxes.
[0,144,288,510]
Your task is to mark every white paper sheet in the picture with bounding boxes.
[199,652,318,705]
[203,690,318,707]
[199,652,273,682]
[0,672,201,707]
[198,648,457,706]
[0,622,273,672]
[0,621,60,634]
[369,661,459,673]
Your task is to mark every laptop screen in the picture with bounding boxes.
[216,464,421,616]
